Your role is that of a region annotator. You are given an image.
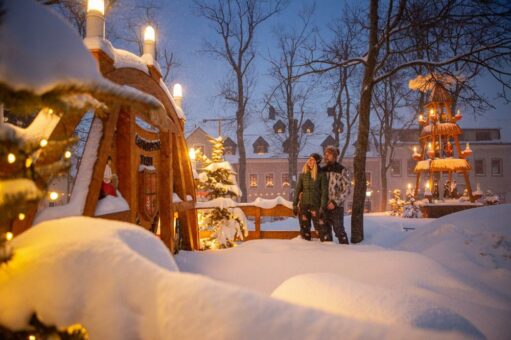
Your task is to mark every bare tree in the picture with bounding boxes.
[305,0,511,243]
[195,0,286,202]
[265,6,318,198]
[322,9,363,161]
[370,73,413,211]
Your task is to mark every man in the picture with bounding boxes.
[320,146,351,244]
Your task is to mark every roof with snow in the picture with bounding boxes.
[187,109,379,162]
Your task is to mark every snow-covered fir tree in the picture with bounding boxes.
[196,136,248,248]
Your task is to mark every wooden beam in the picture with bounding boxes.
[159,131,174,253]
[83,108,120,217]
[116,109,137,223]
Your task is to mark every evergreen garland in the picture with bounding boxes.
[0,312,88,340]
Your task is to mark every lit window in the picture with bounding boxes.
[281,173,290,187]
[475,159,485,176]
[224,146,234,155]
[390,160,401,176]
[491,159,502,176]
[266,174,274,188]
[250,174,258,188]
[255,145,267,154]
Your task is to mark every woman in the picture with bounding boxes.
[292,153,328,240]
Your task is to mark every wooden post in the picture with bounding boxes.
[83,108,120,216]
[255,208,261,239]
[158,131,174,253]
[116,109,137,223]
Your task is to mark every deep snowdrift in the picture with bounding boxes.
[177,205,511,339]
[0,217,452,339]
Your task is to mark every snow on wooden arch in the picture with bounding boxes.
[80,43,199,252]
[3,0,199,251]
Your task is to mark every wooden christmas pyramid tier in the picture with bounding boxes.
[414,158,471,173]
[420,123,461,138]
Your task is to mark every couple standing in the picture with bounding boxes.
[292,146,351,244]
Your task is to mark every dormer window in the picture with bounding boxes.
[253,136,269,154]
[321,135,337,152]
[273,120,286,134]
[302,119,314,134]
[332,121,344,134]
[223,137,237,155]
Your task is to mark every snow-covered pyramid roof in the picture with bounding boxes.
[0,0,169,128]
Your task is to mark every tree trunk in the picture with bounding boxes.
[237,76,248,202]
[380,159,388,211]
[351,0,379,244]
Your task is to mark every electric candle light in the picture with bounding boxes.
[189,148,196,161]
[7,153,15,164]
[173,83,183,98]
[144,25,156,42]
[87,0,104,14]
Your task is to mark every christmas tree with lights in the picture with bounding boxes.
[196,136,247,248]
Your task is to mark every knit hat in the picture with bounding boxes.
[324,145,339,158]
[309,153,322,164]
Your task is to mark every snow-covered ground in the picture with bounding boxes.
[1,205,510,339]
[176,205,511,339]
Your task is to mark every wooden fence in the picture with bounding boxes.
[197,204,318,240]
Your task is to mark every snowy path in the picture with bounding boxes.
[176,206,511,339]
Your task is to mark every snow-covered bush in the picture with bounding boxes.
[388,189,405,216]
[403,198,422,218]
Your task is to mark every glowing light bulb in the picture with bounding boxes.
[407,183,412,189]
[413,146,417,153]
[49,191,59,201]
[428,142,432,150]
[40,139,48,148]
[87,0,104,14]
[144,25,156,42]
[6,232,13,241]
[426,182,430,189]
[173,83,183,97]
[7,153,15,164]
[189,148,196,161]
[25,157,32,168]
[419,114,424,121]
[64,150,72,159]
[429,109,435,116]
[18,213,26,221]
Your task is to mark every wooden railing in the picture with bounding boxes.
[197,203,318,240]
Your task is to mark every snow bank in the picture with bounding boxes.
[272,273,483,338]
[398,204,511,288]
[250,196,293,209]
[0,217,450,339]
[95,191,130,216]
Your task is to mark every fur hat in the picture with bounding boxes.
[324,145,339,158]
[309,153,322,164]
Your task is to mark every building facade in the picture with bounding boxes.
[187,124,511,212]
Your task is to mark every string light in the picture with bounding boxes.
[40,139,48,147]
[7,153,16,164]
[49,192,59,201]
[6,232,13,241]
[25,157,33,168]
[18,213,26,221]
[64,150,72,159]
